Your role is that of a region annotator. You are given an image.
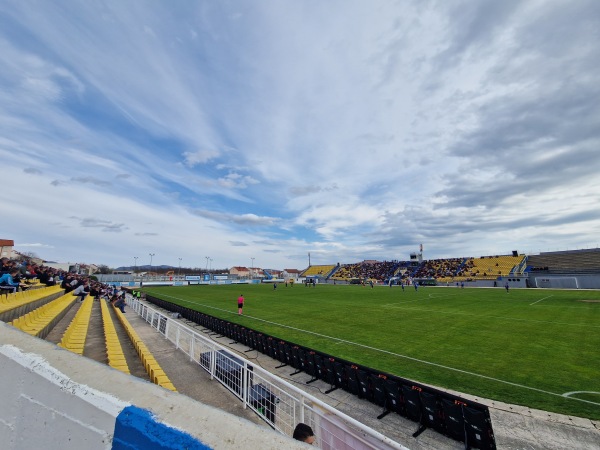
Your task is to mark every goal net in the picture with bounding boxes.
[535,277,579,289]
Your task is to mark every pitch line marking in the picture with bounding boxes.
[530,295,553,306]
[146,290,596,406]
[562,391,600,406]
[427,293,458,299]
[563,390,600,396]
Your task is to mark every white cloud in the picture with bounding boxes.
[217,172,259,189]
[1,1,599,268]
[183,148,221,166]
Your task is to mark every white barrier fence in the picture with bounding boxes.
[127,297,407,450]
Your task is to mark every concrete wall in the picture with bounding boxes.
[0,323,309,450]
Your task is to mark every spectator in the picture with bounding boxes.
[71,280,90,302]
[61,274,80,293]
[0,257,11,273]
[0,268,26,293]
[292,423,315,445]
[111,294,126,313]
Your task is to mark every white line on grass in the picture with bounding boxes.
[562,391,600,406]
[427,293,458,299]
[563,391,600,397]
[147,290,598,406]
[530,295,553,306]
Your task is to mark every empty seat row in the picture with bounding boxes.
[58,295,94,354]
[0,285,64,322]
[9,293,77,339]
[99,298,131,374]
[112,305,176,391]
[301,264,337,277]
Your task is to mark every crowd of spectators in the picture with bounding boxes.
[333,260,400,282]
[1,257,43,293]
[318,255,527,283]
[329,257,482,282]
[412,258,466,279]
[58,271,126,308]
[0,256,72,291]
[0,257,126,311]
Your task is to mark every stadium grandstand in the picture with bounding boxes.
[2,246,600,449]
[300,264,338,279]
[330,260,403,283]
[302,248,600,289]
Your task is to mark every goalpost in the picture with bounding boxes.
[535,277,579,289]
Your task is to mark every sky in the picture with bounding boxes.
[1,1,600,271]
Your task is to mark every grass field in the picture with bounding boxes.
[142,283,600,419]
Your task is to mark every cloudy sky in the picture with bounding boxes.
[1,1,599,271]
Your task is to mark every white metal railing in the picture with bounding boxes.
[126,297,407,450]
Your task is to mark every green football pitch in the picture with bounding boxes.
[141,283,600,419]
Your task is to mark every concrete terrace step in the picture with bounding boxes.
[42,296,265,426]
[117,304,266,425]
[46,299,174,382]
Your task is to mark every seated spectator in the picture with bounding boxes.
[89,282,106,301]
[0,269,27,293]
[67,274,85,293]
[111,294,126,313]
[18,260,38,280]
[71,280,90,302]
[0,257,12,274]
[42,268,57,286]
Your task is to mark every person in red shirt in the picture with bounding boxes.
[237,294,244,315]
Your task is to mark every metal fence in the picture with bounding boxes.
[126,297,407,450]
